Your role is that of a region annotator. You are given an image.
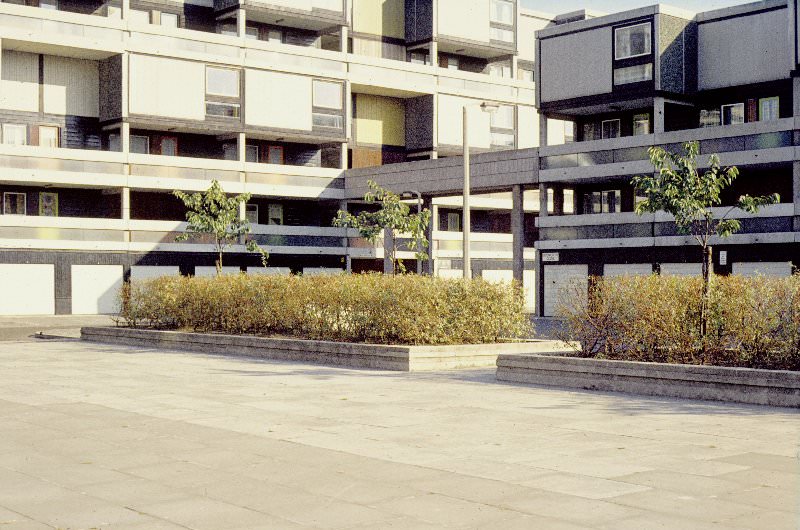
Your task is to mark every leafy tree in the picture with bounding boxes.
[632,141,778,335]
[173,180,268,275]
[333,180,432,274]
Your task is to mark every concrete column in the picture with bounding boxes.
[340,25,349,53]
[340,142,348,170]
[794,161,800,231]
[794,77,800,117]
[345,80,353,142]
[422,196,435,275]
[653,97,666,134]
[121,0,130,19]
[511,185,525,283]
[121,122,130,154]
[429,41,438,67]
[237,132,246,162]
[121,187,130,221]
[511,55,519,79]
[538,183,548,218]
[237,8,247,40]
[538,113,548,147]
[339,199,351,272]
[121,52,129,119]
[383,228,394,274]
[534,249,544,317]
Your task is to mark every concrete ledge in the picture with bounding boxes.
[496,354,800,407]
[81,327,572,372]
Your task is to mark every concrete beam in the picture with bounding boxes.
[511,185,525,283]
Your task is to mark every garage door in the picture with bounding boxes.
[660,263,702,277]
[247,267,291,275]
[732,262,793,277]
[195,266,241,277]
[71,265,124,315]
[604,264,653,278]
[0,264,55,315]
[303,268,344,276]
[130,266,179,281]
[543,264,588,317]
[481,270,513,284]
[437,269,463,279]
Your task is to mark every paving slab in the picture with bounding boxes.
[0,339,797,529]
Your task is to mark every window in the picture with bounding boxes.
[160,12,179,28]
[409,52,429,65]
[39,0,57,9]
[490,27,514,43]
[246,204,259,224]
[446,57,460,70]
[312,113,344,129]
[563,189,575,214]
[130,135,149,154]
[601,119,621,139]
[633,113,650,136]
[246,145,259,163]
[267,29,282,43]
[160,137,177,156]
[614,63,652,85]
[109,134,121,151]
[107,6,121,19]
[488,63,512,78]
[218,23,237,36]
[700,109,720,128]
[614,23,651,60]
[490,0,514,24]
[3,192,26,216]
[447,212,461,232]
[268,204,283,225]
[491,105,514,130]
[223,143,238,161]
[1,124,27,146]
[206,102,241,118]
[267,145,284,164]
[518,68,534,82]
[206,67,240,97]
[759,97,779,122]
[130,9,150,24]
[721,103,744,126]
[38,126,59,148]
[586,190,621,214]
[313,80,343,110]
[491,132,514,148]
[245,26,259,40]
[39,192,58,217]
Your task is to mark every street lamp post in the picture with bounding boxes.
[462,102,499,280]
[401,190,423,275]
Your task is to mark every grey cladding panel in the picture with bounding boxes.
[539,26,613,103]
[406,0,433,43]
[405,95,434,151]
[658,15,691,94]
[698,8,791,90]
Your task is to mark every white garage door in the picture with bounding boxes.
[303,268,344,276]
[481,269,513,284]
[604,264,653,277]
[130,266,179,281]
[195,266,241,277]
[660,263,702,277]
[543,264,588,317]
[437,269,463,279]
[0,264,55,315]
[247,267,291,275]
[71,265,124,315]
[732,262,793,277]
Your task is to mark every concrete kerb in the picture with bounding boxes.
[496,354,800,408]
[81,327,573,372]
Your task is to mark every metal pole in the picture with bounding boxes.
[462,106,471,280]
[415,192,423,275]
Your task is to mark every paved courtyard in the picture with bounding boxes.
[0,339,797,529]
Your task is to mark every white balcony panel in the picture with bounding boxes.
[543,264,588,317]
[303,267,344,275]
[71,265,123,315]
[482,269,513,284]
[247,267,291,275]
[268,0,312,10]
[130,266,180,281]
[129,54,205,120]
[438,0,490,43]
[0,264,54,316]
[660,263,702,277]
[245,70,312,131]
[43,55,99,117]
[518,105,538,149]
[0,50,39,112]
[195,266,241,277]
[603,264,653,277]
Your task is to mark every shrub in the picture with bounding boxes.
[557,274,800,370]
[118,273,532,345]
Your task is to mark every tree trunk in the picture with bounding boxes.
[216,243,223,277]
[700,244,713,337]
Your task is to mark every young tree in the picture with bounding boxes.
[174,180,268,275]
[333,180,432,274]
[632,141,778,335]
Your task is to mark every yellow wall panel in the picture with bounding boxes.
[355,94,405,147]
[0,51,39,113]
[353,0,405,39]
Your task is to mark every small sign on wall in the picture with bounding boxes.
[719,250,728,266]
[542,252,560,263]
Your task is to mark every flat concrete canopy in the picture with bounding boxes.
[0,340,797,529]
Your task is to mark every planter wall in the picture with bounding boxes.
[81,327,572,372]
[496,354,800,407]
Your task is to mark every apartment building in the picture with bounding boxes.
[0,0,557,315]
[349,0,800,317]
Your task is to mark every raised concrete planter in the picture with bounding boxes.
[81,327,572,372]
[496,354,800,407]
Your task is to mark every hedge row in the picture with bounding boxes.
[118,273,532,345]
[556,274,800,371]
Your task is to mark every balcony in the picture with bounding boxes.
[536,204,797,249]
[214,0,345,32]
[539,118,797,183]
